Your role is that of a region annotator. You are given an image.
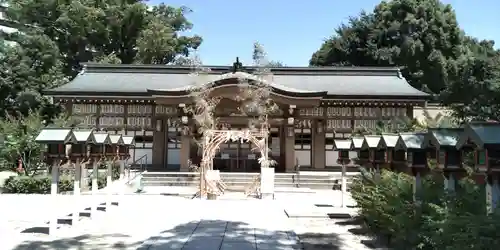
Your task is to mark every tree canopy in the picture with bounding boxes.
[0,0,202,119]
[310,0,500,122]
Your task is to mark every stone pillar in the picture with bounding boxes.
[72,161,82,225]
[119,160,125,180]
[106,161,113,211]
[91,160,99,218]
[341,163,347,207]
[80,164,88,190]
[312,120,325,169]
[49,160,60,235]
[180,128,191,171]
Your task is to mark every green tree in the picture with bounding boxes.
[310,0,464,94]
[4,0,202,77]
[351,163,497,249]
[440,38,500,122]
[0,111,70,176]
[0,31,66,119]
[0,0,202,118]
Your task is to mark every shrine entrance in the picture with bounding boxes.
[189,124,284,172]
[213,140,260,172]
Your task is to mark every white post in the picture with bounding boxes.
[119,160,125,204]
[91,160,99,218]
[49,160,59,235]
[260,167,275,200]
[72,161,82,225]
[106,161,113,211]
[341,163,347,208]
[119,159,125,180]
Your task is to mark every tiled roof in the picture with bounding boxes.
[351,137,364,149]
[396,133,425,150]
[109,134,124,145]
[46,64,429,98]
[72,130,95,143]
[93,133,111,144]
[379,134,399,148]
[122,135,135,146]
[427,128,462,147]
[457,123,500,149]
[334,140,351,150]
[362,135,381,149]
[35,128,75,144]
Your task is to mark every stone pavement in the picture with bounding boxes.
[2,188,378,250]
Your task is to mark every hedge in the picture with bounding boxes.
[351,167,500,250]
[2,165,121,194]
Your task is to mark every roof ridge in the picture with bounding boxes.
[81,63,402,77]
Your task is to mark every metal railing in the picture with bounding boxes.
[126,154,148,184]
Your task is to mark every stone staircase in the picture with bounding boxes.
[142,171,358,190]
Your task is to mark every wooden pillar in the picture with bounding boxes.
[285,125,295,173]
[152,124,166,169]
[180,128,191,171]
[312,120,325,169]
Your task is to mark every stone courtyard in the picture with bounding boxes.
[0,188,380,250]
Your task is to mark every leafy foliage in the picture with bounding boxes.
[310,0,463,94]
[2,175,73,194]
[0,0,202,120]
[4,0,202,76]
[310,0,500,123]
[0,111,70,175]
[351,165,500,250]
[0,31,66,119]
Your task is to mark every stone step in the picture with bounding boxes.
[142,176,350,185]
[142,179,353,189]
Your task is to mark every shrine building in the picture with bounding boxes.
[45,62,429,172]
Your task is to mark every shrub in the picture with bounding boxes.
[2,175,74,194]
[2,162,123,193]
[351,166,500,249]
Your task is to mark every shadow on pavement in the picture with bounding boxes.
[11,234,134,250]
[11,220,301,250]
[19,202,113,235]
[139,220,300,250]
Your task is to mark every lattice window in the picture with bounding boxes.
[99,117,125,127]
[73,115,97,127]
[354,120,378,130]
[155,105,177,115]
[326,119,351,130]
[72,104,97,114]
[126,117,152,129]
[326,107,351,117]
[100,104,124,114]
[299,107,324,116]
[354,107,379,117]
[128,104,153,114]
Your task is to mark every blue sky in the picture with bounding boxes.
[152,0,500,66]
